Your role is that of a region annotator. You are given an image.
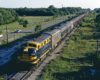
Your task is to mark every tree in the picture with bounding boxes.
[95,13,100,23]
[95,13,100,31]
[14,7,84,16]
[23,24,27,27]
[0,30,2,34]
[18,19,28,27]
[24,20,28,24]
[0,8,19,25]
[53,15,58,19]
[35,24,41,32]
[0,13,4,25]
[23,20,28,27]
[48,5,55,9]
[18,19,24,25]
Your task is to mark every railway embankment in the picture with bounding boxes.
[0,15,76,80]
[36,12,100,80]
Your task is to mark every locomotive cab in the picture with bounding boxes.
[17,42,40,64]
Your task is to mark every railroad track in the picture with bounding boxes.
[10,63,39,80]
[9,51,52,80]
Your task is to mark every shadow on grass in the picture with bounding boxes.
[19,32,32,33]
[81,35,94,40]
[52,66,100,80]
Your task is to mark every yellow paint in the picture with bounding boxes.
[17,56,37,61]
[20,42,40,50]
[20,37,51,50]
[30,56,37,60]
[29,48,51,64]
[40,37,51,48]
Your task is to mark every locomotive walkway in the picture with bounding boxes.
[0,15,74,44]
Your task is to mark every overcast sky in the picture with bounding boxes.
[0,0,100,10]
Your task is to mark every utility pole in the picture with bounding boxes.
[95,23,99,57]
[6,25,8,45]
[97,33,98,57]
[94,11,98,57]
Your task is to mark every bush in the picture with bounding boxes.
[18,19,28,27]
[23,24,27,27]
[24,20,28,24]
[18,19,24,23]
[35,24,41,32]
[2,39,7,45]
[91,23,95,28]
[93,54,100,69]
[0,30,2,34]
[83,18,90,23]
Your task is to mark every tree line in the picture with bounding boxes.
[0,5,90,26]
[14,5,86,16]
[0,8,19,25]
[95,13,100,31]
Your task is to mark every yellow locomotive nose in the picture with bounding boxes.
[17,47,37,64]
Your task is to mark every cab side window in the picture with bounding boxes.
[49,37,51,41]
[38,45,40,49]
[41,43,43,47]
[44,41,46,45]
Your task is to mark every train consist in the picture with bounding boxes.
[17,12,89,64]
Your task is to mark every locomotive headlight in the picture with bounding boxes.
[31,49,36,56]
[33,49,36,53]
[31,53,36,56]
[28,48,37,57]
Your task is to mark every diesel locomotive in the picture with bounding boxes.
[17,12,89,64]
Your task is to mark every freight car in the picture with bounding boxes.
[17,13,88,64]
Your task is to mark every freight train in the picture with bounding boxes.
[17,12,89,64]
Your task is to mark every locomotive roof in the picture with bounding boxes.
[33,33,51,43]
[44,29,60,36]
[55,22,71,30]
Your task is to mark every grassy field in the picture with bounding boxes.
[37,22,99,79]
[19,16,53,23]
[0,15,69,44]
[0,16,68,35]
[0,16,53,34]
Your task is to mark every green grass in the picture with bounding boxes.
[0,15,69,43]
[0,16,53,35]
[37,25,98,80]
[0,15,68,35]
[19,16,53,23]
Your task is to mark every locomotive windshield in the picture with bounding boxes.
[29,44,36,48]
[20,44,27,48]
